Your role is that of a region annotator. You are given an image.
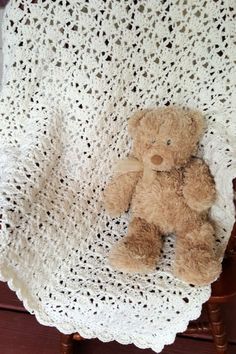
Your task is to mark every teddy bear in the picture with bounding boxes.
[103,106,221,286]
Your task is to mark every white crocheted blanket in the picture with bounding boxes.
[0,1,236,352]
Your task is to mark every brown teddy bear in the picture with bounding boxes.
[103,106,221,286]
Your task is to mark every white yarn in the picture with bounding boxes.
[0,1,236,352]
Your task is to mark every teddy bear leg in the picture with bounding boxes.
[174,222,221,286]
[109,217,162,273]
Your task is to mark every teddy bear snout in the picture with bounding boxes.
[151,155,163,165]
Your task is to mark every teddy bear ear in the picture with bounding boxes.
[128,109,151,137]
[187,110,206,138]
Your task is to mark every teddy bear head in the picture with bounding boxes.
[128,106,205,171]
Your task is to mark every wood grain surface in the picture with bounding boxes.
[74,337,236,354]
[0,308,236,354]
[0,310,59,354]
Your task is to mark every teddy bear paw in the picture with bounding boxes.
[108,239,158,274]
[174,251,221,286]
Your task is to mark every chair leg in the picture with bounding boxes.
[207,303,228,354]
[60,334,74,354]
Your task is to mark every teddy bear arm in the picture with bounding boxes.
[103,172,140,217]
[182,160,216,212]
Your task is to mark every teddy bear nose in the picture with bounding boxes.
[151,155,163,165]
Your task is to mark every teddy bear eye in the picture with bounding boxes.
[166,139,171,145]
[150,139,156,144]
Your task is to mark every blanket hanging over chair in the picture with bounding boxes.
[0,1,236,352]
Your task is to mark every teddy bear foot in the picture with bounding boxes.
[109,217,162,274]
[109,236,161,274]
[174,249,221,286]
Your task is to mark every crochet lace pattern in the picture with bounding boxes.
[0,1,235,352]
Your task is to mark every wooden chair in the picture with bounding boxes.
[184,223,236,354]
[60,180,236,354]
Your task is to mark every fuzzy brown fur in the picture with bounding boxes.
[103,106,221,285]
